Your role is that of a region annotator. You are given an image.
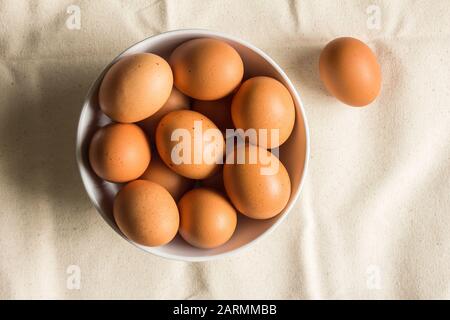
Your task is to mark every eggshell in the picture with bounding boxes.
[99,53,173,123]
[169,38,244,100]
[223,144,291,219]
[192,96,234,133]
[89,123,151,183]
[140,152,194,201]
[178,188,237,249]
[231,76,295,149]
[156,110,224,179]
[113,180,179,247]
[319,37,381,107]
[139,87,190,141]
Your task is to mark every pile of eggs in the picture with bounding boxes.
[89,38,296,249]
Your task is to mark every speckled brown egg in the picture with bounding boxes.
[319,37,381,107]
[99,53,173,123]
[178,188,237,249]
[169,38,244,100]
[192,95,234,133]
[231,76,295,149]
[89,123,151,183]
[138,87,190,141]
[156,110,224,179]
[113,180,179,247]
[223,144,291,219]
[140,152,194,201]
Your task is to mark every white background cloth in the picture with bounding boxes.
[0,0,449,299]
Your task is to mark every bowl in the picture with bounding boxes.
[76,29,310,261]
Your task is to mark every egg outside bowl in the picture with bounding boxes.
[76,29,310,262]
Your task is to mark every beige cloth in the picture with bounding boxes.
[1,0,449,299]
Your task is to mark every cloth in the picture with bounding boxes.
[0,0,449,299]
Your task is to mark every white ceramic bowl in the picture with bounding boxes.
[76,29,310,261]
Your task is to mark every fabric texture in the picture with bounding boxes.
[0,0,449,299]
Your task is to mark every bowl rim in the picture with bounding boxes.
[76,28,311,262]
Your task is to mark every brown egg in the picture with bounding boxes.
[99,53,173,123]
[178,188,237,249]
[319,37,381,107]
[169,38,244,100]
[231,76,295,149]
[156,110,224,179]
[140,152,194,201]
[114,180,179,247]
[192,96,234,133]
[138,87,190,141]
[89,123,151,183]
[223,144,291,219]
